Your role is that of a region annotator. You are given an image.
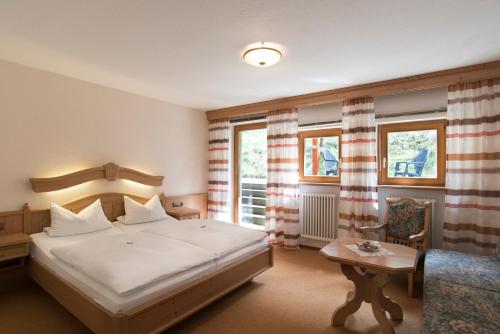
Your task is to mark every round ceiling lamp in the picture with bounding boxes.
[242,42,284,67]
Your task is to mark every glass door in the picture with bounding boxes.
[233,123,267,229]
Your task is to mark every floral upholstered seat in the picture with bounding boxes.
[423,249,500,334]
[425,249,500,292]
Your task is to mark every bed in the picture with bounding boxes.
[28,194,272,333]
[30,223,269,313]
[0,188,273,333]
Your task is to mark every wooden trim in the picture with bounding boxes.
[206,60,500,121]
[27,246,273,334]
[233,122,267,224]
[30,162,164,192]
[298,128,341,184]
[378,120,446,186]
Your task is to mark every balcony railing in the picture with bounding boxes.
[240,178,266,228]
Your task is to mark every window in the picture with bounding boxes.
[299,128,341,184]
[233,123,267,230]
[378,120,446,186]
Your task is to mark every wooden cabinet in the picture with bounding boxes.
[166,207,201,221]
[0,233,31,271]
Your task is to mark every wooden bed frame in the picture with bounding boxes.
[0,165,273,333]
[27,238,272,334]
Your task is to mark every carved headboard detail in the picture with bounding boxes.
[30,162,164,193]
[0,192,208,235]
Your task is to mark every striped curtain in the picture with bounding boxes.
[207,119,230,221]
[266,108,300,249]
[443,78,500,255]
[338,97,378,238]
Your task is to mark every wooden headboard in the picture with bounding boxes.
[0,192,208,236]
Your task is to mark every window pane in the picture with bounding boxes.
[304,136,339,176]
[239,128,267,229]
[387,129,437,178]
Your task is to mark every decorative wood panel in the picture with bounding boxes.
[30,162,164,192]
[0,210,24,236]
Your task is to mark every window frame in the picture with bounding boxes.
[378,119,446,187]
[299,128,342,184]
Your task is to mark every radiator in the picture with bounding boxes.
[301,192,336,242]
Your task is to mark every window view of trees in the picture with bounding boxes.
[304,136,339,176]
[387,129,437,178]
[240,129,267,179]
[238,128,267,229]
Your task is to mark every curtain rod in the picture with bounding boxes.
[230,107,447,126]
[230,115,266,123]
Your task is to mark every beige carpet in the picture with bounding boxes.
[0,247,422,334]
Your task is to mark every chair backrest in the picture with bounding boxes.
[412,148,429,163]
[322,148,337,162]
[384,197,432,250]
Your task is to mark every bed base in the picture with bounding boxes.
[27,246,273,334]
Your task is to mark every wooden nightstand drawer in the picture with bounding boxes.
[0,243,29,261]
[179,213,200,220]
[0,233,32,271]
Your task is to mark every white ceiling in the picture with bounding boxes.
[1,0,499,110]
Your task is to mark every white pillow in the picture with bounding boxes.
[45,199,112,237]
[116,215,126,223]
[122,194,167,225]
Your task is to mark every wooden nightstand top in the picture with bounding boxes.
[166,207,200,219]
[0,233,32,248]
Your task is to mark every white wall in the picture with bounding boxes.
[299,88,448,248]
[0,60,208,211]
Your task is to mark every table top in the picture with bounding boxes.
[320,237,418,274]
[166,207,200,216]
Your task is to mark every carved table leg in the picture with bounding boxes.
[377,289,403,321]
[331,286,363,325]
[331,264,364,326]
[372,302,395,334]
[332,264,403,334]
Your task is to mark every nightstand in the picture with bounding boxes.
[166,207,201,221]
[0,233,31,271]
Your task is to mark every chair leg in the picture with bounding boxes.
[407,272,414,298]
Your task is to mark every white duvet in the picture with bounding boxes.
[142,219,268,257]
[50,232,215,296]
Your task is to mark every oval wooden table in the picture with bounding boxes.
[320,238,417,334]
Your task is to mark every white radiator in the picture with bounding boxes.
[301,193,336,242]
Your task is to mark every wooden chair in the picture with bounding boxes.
[361,197,432,297]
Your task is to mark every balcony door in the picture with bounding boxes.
[233,123,267,230]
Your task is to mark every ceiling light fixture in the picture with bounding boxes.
[242,42,284,67]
